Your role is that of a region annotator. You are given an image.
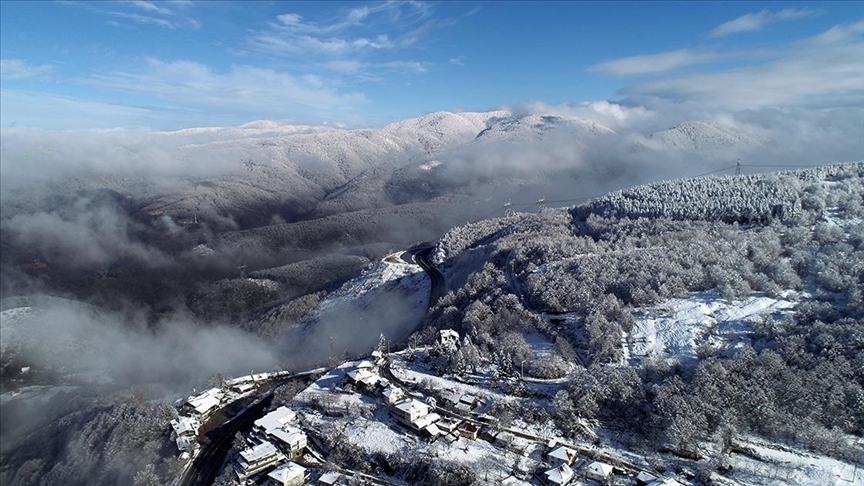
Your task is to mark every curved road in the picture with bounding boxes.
[408,246,445,307]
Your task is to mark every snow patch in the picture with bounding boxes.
[626,292,797,365]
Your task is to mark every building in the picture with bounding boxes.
[231,382,256,394]
[439,329,460,347]
[381,386,405,405]
[318,472,346,486]
[170,415,202,452]
[185,388,225,419]
[391,399,430,426]
[266,461,308,486]
[346,367,379,388]
[441,390,479,413]
[457,422,480,440]
[254,407,306,458]
[435,417,462,434]
[543,463,574,486]
[254,407,297,434]
[636,471,658,485]
[547,446,578,467]
[586,461,614,482]
[235,441,287,481]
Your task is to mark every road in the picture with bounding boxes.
[407,246,445,307]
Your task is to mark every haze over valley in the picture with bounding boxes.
[1,2,863,486]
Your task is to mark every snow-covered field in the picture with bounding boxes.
[625,292,797,365]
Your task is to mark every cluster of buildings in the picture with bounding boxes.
[234,405,310,485]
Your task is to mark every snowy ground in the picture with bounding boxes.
[625,292,797,365]
[715,437,864,486]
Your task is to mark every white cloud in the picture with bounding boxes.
[622,22,864,110]
[251,2,435,56]
[588,48,764,77]
[710,8,816,37]
[65,1,199,30]
[0,59,53,80]
[126,1,174,16]
[448,56,465,66]
[86,58,367,122]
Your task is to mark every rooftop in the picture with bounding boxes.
[239,441,280,464]
[254,406,297,433]
[267,461,306,483]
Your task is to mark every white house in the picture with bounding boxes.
[382,386,405,405]
[547,445,578,466]
[254,406,306,458]
[346,367,379,388]
[186,388,225,418]
[543,463,574,486]
[266,461,308,486]
[318,472,345,486]
[254,407,297,434]
[268,426,307,457]
[391,398,434,430]
[235,441,287,481]
[170,415,202,452]
[439,329,460,347]
[586,461,614,482]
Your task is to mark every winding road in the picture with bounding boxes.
[407,246,445,307]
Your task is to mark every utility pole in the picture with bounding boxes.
[735,158,741,176]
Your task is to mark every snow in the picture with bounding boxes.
[245,277,280,291]
[648,120,771,150]
[721,437,864,486]
[626,292,797,365]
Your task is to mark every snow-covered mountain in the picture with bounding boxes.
[474,113,616,143]
[648,120,771,150]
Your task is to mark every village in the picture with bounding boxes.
[170,330,689,486]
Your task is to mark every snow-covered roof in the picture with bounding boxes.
[382,386,404,400]
[318,471,344,485]
[637,471,658,483]
[269,427,306,448]
[423,423,442,437]
[232,382,255,393]
[413,412,440,430]
[187,388,224,415]
[587,461,614,478]
[356,360,375,369]
[548,445,577,464]
[394,398,429,416]
[440,329,459,340]
[346,367,379,386]
[254,406,297,432]
[267,461,306,484]
[648,478,683,486]
[544,463,574,485]
[239,441,279,463]
[170,416,200,436]
[175,435,196,452]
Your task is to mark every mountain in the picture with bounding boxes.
[648,120,772,150]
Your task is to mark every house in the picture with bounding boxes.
[391,399,430,426]
[647,478,684,486]
[636,471,658,485]
[457,422,480,440]
[253,406,306,457]
[254,407,297,434]
[317,471,345,485]
[231,382,256,394]
[346,367,379,388]
[170,415,202,452]
[185,388,225,419]
[439,329,460,347]
[547,445,578,466]
[543,463,574,486]
[266,461,308,486]
[381,386,405,405]
[235,441,286,481]
[586,461,614,482]
[435,417,462,433]
[442,390,479,413]
[268,426,307,457]
[355,360,376,370]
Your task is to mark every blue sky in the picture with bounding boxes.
[1,1,862,129]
